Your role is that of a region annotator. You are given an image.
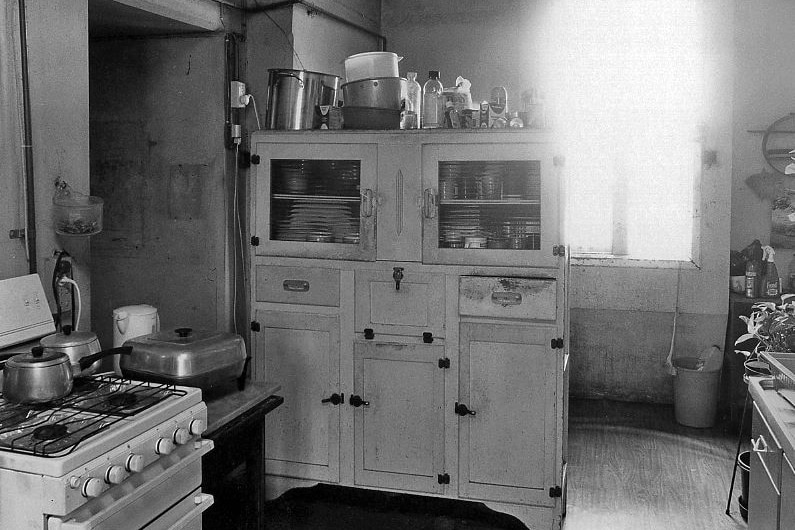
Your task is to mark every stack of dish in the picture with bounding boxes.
[274,200,359,243]
[342,52,405,130]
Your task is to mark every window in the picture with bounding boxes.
[538,1,706,261]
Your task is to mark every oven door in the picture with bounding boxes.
[47,439,213,530]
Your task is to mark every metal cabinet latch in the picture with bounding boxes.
[393,267,404,290]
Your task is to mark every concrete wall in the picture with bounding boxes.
[383,0,734,403]
[89,33,233,348]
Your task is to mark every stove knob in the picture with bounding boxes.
[189,419,206,436]
[155,437,175,455]
[173,427,191,445]
[104,465,127,485]
[125,454,145,473]
[69,477,104,498]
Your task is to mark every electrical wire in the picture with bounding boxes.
[232,142,247,335]
[58,277,81,331]
[249,95,262,130]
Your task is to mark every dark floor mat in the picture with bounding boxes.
[263,484,528,530]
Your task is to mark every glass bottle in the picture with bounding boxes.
[405,72,422,129]
[422,71,443,129]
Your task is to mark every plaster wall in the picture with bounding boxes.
[25,0,92,329]
[89,34,233,349]
[731,0,795,257]
[383,0,734,403]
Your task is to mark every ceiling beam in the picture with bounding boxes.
[109,0,234,31]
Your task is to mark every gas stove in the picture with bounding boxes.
[0,275,214,529]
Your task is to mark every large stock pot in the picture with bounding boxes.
[265,68,341,130]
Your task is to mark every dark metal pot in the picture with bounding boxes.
[265,68,341,130]
[2,345,132,404]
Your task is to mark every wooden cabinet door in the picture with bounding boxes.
[354,269,445,338]
[256,310,341,483]
[749,403,782,530]
[251,142,377,261]
[352,340,446,494]
[421,141,560,268]
[780,453,795,529]
[458,322,558,506]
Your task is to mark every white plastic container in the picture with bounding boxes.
[112,304,160,374]
[344,52,402,83]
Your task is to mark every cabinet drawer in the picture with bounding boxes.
[355,270,445,337]
[459,276,556,321]
[255,266,339,306]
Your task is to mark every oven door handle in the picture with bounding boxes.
[47,439,214,530]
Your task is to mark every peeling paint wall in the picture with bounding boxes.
[89,34,232,349]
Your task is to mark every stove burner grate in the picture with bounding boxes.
[0,375,186,457]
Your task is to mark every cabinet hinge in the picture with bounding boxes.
[364,328,375,340]
[550,338,564,349]
[251,154,261,165]
[423,332,434,344]
[250,321,261,332]
[549,485,562,498]
[437,473,450,485]
[438,358,450,369]
[552,245,566,257]
[251,236,260,246]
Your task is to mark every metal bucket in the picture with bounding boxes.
[265,68,341,130]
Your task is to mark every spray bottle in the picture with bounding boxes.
[763,246,781,298]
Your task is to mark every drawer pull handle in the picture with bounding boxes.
[283,279,310,292]
[492,292,522,306]
[752,435,770,453]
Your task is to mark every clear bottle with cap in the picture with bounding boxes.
[422,71,444,129]
[405,72,422,129]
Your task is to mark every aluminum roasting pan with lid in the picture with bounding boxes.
[120,327,248,391]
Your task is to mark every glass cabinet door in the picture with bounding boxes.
[254,143,377,261]
[421,142,560,267]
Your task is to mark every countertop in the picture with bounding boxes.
[749,376,795,456]
[203,380,282,435]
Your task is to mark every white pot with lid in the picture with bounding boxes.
[112,304,159,375]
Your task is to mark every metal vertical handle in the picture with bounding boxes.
[422,188,437,219]
[361,189,375,217]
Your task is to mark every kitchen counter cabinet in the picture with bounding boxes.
[748,377,795,529]
[203,381,283,530]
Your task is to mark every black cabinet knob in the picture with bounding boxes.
[393,267,404,290]
[454,402,476,416]
[349,395,370,407]
[321,393,343,405]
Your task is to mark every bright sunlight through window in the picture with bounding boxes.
[538,1,705,261]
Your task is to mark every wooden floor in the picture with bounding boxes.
[262,398,749,529]
[564,399,748,530]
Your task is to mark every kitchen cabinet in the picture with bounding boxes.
[249,130,567,529]
[780,453,795,528]
[203,385,283,530]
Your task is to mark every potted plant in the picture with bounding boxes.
[735,293,795,376]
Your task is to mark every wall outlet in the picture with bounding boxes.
[231,81,246,108]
